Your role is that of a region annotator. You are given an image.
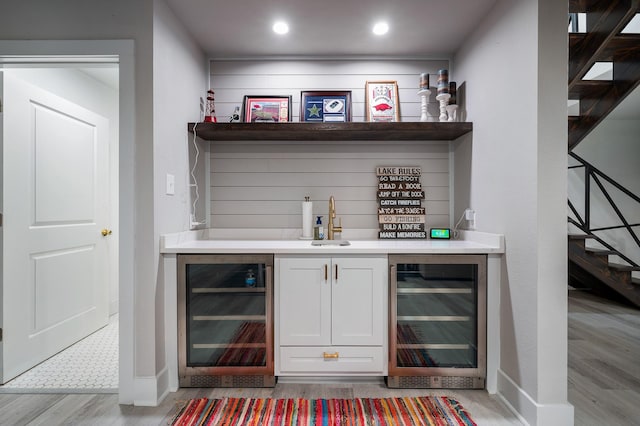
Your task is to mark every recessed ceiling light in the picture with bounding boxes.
[273,21,289,35]
[372,22,389,36]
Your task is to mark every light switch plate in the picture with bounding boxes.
[166,173,175,195]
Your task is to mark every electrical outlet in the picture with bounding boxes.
[465,209,476,230]
[190,214,204,229]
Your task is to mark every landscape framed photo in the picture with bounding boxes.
[300,91,352,122]
[365,81,400,122]
[242,95,292,123]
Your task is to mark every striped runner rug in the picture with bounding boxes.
[170,396,477,425]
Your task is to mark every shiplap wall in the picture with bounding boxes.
[208,59,454,231]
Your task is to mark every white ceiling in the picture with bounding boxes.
[164,0,498,58]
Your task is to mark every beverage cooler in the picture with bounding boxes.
[178,254,274,387]
[387,254,486,389]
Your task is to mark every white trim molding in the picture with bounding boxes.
[133,367,170,407]
[497,369,574,426]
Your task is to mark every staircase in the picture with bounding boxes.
[568,234,640,306]
[567,152,640,306]
[567,0,640,306]
[568,0,640,149]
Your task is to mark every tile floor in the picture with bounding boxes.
[0,314,118,394]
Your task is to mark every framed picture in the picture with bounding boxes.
[242,96,292,123]
[300,91,352,122]
[365,81,400,122]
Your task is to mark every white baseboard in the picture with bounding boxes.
[133,366,170,407]
[497,369,574,426]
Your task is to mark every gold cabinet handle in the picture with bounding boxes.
[323,352,339,359]
[101,228,113,237]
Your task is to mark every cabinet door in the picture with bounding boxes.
[279,257,331,346]
[332,257,387,346]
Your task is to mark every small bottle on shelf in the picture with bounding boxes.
[245,269,256,287]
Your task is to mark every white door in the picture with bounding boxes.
[0,72,111,383]
[278,257,332,346]
[332,257,387,346]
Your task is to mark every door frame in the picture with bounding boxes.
[0,40,135,404]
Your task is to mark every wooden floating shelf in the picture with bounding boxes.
[188,122,473,141]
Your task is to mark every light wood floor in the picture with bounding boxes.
[1,289,637,425]
[568,289,640,426]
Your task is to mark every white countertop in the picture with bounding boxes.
[160,229,504,255]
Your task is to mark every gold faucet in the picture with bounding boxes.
[328,195,343,240]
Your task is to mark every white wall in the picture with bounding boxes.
[208,60,453,233]
[211,60,449,123]
[153,0,207,390]
[454,0,572,424]
[573,118,640,196]
[208,140,451,232]
[9,67,120,315]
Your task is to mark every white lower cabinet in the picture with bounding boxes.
[275,255,388,376]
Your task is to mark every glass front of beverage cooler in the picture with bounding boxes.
[388,254,486,389]
[178,254,274,387]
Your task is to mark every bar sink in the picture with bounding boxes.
[311,240,351,246]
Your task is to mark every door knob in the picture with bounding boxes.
[101,229,113,237]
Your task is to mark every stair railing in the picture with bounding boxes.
[568,152,640,268]
[568,13,579,33]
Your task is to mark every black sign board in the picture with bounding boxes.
[376,166,426,239]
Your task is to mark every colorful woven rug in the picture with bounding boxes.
[170,396,477,426]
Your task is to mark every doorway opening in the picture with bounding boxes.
[0,61,119,393]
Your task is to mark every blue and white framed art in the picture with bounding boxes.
[300,91,352,122]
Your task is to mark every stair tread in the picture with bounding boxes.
[609,263,640,272]
[569,33,640,62]
[568,0,586,13]
[569,75,640,148]
[586,247,618,255]
[569,80,613,99]
[568,234,595,240]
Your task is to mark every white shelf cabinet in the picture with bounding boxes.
[275,255,388,376]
